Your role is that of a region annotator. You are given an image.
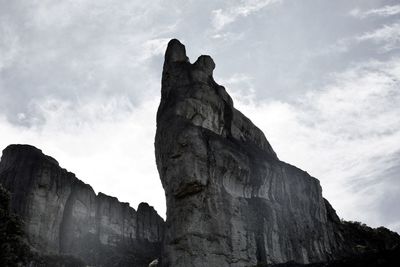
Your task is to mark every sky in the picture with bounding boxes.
[0,0,399,232]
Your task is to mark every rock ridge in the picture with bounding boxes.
[0,144,164,266]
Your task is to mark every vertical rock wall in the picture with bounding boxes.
[0,144,164,266]
[155,39,341,267]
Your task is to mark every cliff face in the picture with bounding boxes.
[0,144,164,266]
[155,40,399,267]
[2,39,399,267]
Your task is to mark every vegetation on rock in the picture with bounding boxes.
[0,184,32,266]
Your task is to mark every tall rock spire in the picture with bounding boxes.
[155,39,339,266]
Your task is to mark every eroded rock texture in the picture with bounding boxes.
[0,144,164,266]
[155,40,400,267]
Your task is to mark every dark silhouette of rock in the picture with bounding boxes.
[0,184,33,266]
[255,245,400,267]
[0,144,164,267]
[155,39,400,267]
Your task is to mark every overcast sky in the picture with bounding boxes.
[1,0,399,232]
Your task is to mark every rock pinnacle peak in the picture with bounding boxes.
[164,39,188,63]
[194,55,215,75]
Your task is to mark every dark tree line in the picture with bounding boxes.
[0,184,32,266]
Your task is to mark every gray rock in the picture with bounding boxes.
[0,144,164,266]
[156,39,387,267]
[149,259,159,267]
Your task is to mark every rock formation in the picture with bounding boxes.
[155,39,400,267]
[0,144,164,266]
[1,39,399,267]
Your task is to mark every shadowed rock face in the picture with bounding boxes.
[155,39,400,267]
[0,144,164,266]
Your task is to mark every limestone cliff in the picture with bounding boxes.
[155,39,400,267]
[0,144,164,266]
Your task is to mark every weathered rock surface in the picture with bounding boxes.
[0,144,164,266]
[155,39,400,267]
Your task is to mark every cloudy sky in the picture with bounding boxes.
[1,0,399,232]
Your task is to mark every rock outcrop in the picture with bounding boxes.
[1,39,399,267]
[0,144,164,266]
[155,39,400,267]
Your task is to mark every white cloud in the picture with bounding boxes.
[211,31,245,42]
[219,73,257,105]
[0,0,180,117]
[0,22,20,71]
[140,38,171,61]
[212,0,282,31]
[0,96,166,218]
[231,57,400,230]
[350,5,400,19]
[357,23,400,51]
